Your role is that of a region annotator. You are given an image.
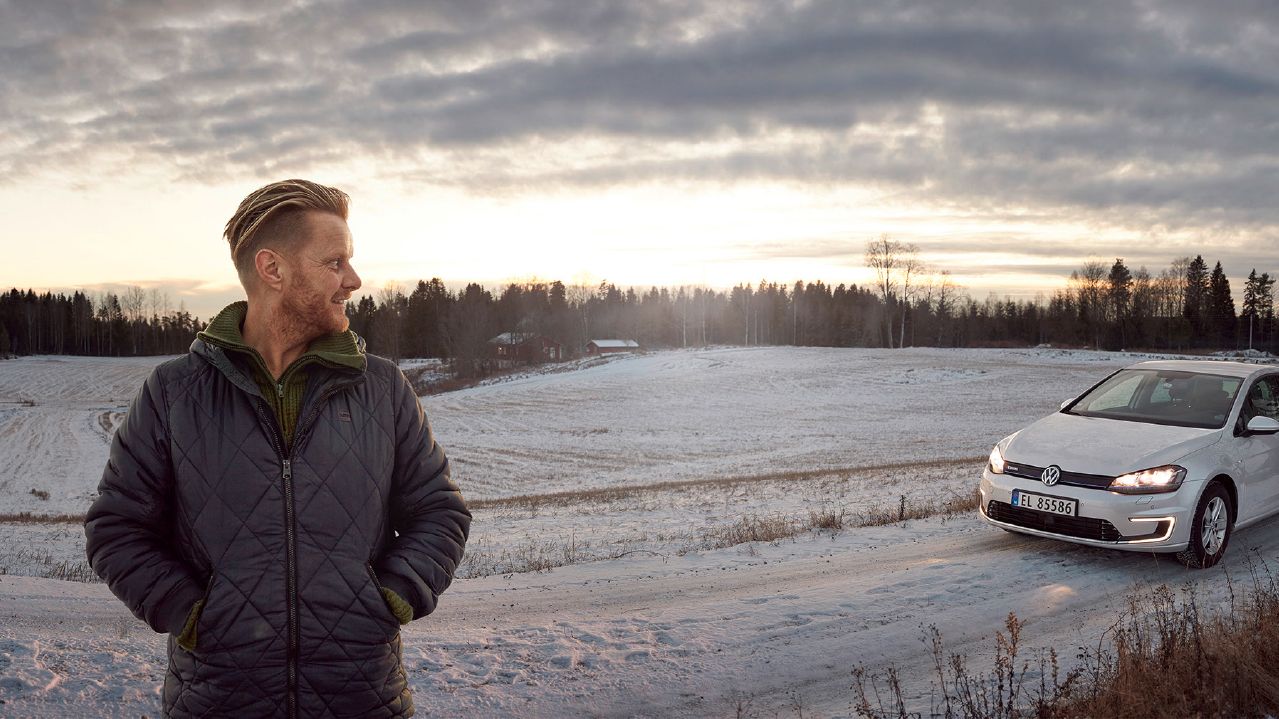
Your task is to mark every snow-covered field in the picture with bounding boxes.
[0,355,155,516]
[2,346,1279,717]
[429,346,1152,499]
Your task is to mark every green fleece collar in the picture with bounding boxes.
[197,300,366,373]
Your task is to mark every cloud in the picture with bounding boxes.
[1,0,1277,244]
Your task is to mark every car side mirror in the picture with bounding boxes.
[1245,416,1279,435]
[1059,399,1073,410]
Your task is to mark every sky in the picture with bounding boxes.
[2,0,1277,321]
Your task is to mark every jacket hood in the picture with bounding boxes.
[194,300,367,373]
[1003,411,1223,476]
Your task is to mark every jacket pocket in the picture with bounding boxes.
[195,571,215,628]
[366,562,401,630]
[177,572,215,653]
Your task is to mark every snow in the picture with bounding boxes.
[0,355,164,515]
[5,516,1278,717]
[424,346,1160,500]
[3,346,1279,717]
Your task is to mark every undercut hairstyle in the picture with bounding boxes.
[223,179,350,288]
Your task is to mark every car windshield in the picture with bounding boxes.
[1064,368,1242,429]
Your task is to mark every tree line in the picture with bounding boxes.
[2,247,1274,370]
[0,287,203,357]
[346,249,1275,376]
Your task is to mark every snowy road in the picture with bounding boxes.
[4,509,1278,718]
[411,511,1279,717]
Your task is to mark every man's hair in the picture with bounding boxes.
[224,179,350,288]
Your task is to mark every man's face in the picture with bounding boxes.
[279,211,362,337]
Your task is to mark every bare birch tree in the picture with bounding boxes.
[865,235,924,348]
[1069,261,1107,348]
[122,285,146,354]
[865,235,899,348]
[898,247,925,349]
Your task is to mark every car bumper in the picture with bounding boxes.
[979,466,1194,552]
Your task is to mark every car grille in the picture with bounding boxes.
[1003,462,1113,489]
[986,500,1123,541]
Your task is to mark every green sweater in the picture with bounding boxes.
[195,300,365,452]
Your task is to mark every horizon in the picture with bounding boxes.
[7,249,1265,325]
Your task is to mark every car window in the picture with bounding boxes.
[1068,368,1242,429]
[1081,373,1144,412]
[1245,376,1279,421]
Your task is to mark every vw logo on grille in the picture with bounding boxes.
[1041,465,1062,487]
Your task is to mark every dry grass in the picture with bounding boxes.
[703,514,806,549]
[457,490,982,578]
[852,556,1279,719]
[1060,568,1279,718]
[809,507,847,530]
[858,489,981,528]
[457,533,596,577]
[0,511,84,523]
[468,457,983,512]
[0,544,98,583]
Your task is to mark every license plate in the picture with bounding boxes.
[1011,489,1077,517]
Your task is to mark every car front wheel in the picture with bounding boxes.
[1176,482,1233,569]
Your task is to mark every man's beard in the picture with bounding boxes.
[281,278,347,340]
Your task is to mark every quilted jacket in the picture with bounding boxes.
[84,332,471,718]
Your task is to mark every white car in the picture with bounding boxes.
[979,359,1279,568]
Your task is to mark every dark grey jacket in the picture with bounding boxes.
[84,335,470,718]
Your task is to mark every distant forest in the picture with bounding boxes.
[0,287,202,358]
[3,251,1275,372]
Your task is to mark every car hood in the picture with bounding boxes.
[1003,412,1222,476]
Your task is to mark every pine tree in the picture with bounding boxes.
[1183,255,1209,341]
[1243,269,1261,349]
[1243,270,1260,318]
[1259,272,1276,351]
[1208,261,1236,349]
[1106,258,1132,349]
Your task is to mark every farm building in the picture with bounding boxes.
[586,339,641,355]
[490,332,564,367]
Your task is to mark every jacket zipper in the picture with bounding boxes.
[250,377,361,719]
[249,397,298,719]
[281,457,298,719]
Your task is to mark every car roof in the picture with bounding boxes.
[1123,359,1279,379]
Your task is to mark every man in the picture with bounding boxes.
[84,179,470,718]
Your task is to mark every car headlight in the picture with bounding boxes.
[988,445,1006,474]
[1108,465,1187,494]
